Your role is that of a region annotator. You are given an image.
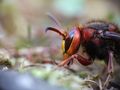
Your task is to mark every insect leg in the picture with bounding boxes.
[58,54,93,66]
[74,54,93,66]
[58,55,74,66]
[104,51,114,87]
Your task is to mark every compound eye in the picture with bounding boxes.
[64,31,74,53]
[62,28,81,59]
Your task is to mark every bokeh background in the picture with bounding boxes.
[0,0,120,49]
[0,0,120,90]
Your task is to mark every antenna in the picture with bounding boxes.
[46,12,62,28]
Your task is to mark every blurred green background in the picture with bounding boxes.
[0,0,120,65]
[0,0,120,49]
[0,0,120,90]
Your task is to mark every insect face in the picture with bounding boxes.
[46,27,81,59]
[62,27,81,59]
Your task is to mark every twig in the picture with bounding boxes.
[98,78,103,90]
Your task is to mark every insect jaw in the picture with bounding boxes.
[45,27,67,40]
